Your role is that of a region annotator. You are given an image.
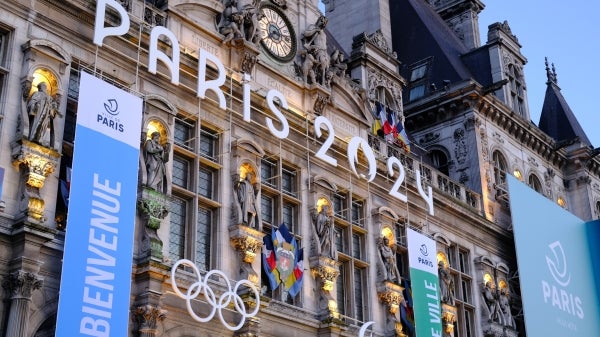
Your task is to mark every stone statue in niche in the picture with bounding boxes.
[236,172,259,228]
[379,236,401,283]
[481,281,500,323]
[311,205,336,259]
[144,132,170,193]
[26,82,60,148]
[438,261,456,305]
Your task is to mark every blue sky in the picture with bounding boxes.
[479,1,600,147]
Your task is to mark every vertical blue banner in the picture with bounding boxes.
[509,175,600,336]
[56,72,142,336]
[407,228,442,337]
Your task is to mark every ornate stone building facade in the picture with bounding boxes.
[0,0,598,336]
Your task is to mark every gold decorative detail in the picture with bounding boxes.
[231,236,262,263]
[441,303,458,335]
[27,197,45,221]
[11,139,60,223]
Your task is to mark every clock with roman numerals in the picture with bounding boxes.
[259,5,296,62]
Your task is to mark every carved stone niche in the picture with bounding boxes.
[138,187,170,259]
[377,281,407,337]
[309,255,341,322]
[11,139,60,223]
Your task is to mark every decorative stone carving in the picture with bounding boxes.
[367,69,403,111]
[2,271,43,299]
[2,271,43,337]
[441,303,457,337]
[368,30,393,55]
[10,139,60,223]
[133,304,167,337]
[309,256,340,321]
[218,0,262,45]
[377,281,407,337]
[229,224,264,286]
[419,132,440,146]
[312,91,331,115]
[454,128,467,164]
[138,187,170,259]
[300,15,330,87]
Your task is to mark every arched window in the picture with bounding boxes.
[596,201,600,219]
[492,151,507,186]
[429,149,449,176]
[528,174,543,194]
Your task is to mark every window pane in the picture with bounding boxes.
[334,226,343,253]
[410,64,427,81]
[261,159,276,187]
[336,264,346,315]
[195,208,212,271]
[198,167,213,199]
[282,202,296,232]
[333,193,346,220]
[174,119,194,150]
[200,128,217,159]
[409,85,425,101]
[282,167,296,196]
[353,268,364,322]
[168,197,186,260]
[352,234,361,259]
[352,200,363,226]
[261,195,273,224]
[172,156,189,188]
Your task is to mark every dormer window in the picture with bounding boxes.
[408,59,432,101]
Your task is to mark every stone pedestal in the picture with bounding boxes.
[377,281,407,337]
[138,187,170,259]
[10,139,60,223]
[229,224,264,286]
[309,256,341,322]
[441,303,457,337]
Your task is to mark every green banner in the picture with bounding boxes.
[407,228,442,337]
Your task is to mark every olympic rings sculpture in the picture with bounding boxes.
[170,259,261,331]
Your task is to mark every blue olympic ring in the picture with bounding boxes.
[170,259,260,331]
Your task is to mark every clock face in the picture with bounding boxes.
[259,6,296,62]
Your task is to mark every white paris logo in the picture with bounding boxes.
[546,241,571,287]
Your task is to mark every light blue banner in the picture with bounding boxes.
[508,175,600,335]
[56,72,142,337]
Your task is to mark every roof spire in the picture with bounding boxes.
[545,57,558,85]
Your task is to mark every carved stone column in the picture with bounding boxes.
[2,271,43,337]
[441,303,457,337]
[377,281,406,337]
[309,256,340,322]
[133,304,167,337]
[138,187,170,259]
[10,139,60,223]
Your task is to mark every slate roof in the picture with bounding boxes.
[538,71,592,146]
